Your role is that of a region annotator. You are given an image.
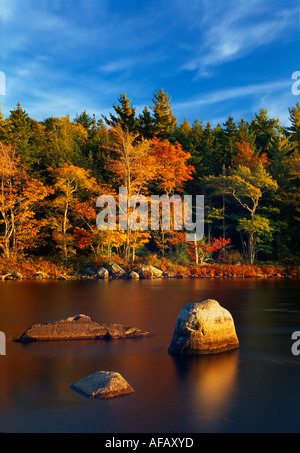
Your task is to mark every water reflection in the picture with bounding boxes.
[0,278,299,433]
[172,350,238,428]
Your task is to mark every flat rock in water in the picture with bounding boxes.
[168,299,239,356]
[70,371,134,399]
[16,314,151,342]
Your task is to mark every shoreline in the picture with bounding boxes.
[0,270,298,281]
[0,259,299,281]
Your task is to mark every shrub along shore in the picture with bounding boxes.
[0,255,298,281]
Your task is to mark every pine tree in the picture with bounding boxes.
[103,92,137,132]
[235,117,256,147]
[174,118,193,151]
[151,89,177,139]
[5,103,33,167]
[286,102,300,151]
[250,108,279,157]
[217,115,238,168]
[74,110,94,134]
[137,106,154,139]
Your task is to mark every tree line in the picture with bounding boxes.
[0,89,299,271]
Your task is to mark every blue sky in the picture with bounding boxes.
[0,0,299,127]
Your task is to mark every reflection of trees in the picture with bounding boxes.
[172,350,239,426]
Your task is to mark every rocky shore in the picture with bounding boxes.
[0,262,297,281]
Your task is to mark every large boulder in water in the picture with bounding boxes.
[168,299,239,356]
[70,371,134,399]
[16,314,151,342]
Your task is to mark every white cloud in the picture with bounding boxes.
[175,80,291,110]
[172,78,295,126]
[0,0,16,22]
[181,1,298,77]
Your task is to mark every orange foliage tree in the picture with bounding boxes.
[107,124,158,261]
[232,141,269,170]
[150,137,194,256]
[186,236,231,265]
[0,142,49,257]
[49,163,97,262]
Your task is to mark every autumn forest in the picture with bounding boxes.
[0,89,299,279]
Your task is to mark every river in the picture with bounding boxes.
[0,277,299,433]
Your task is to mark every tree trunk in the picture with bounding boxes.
[248,232,255,265]
[194,235,199,265]
[63,199,69,262]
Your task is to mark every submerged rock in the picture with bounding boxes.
[16,314,151,342]
[70,371,134,399]
[168,299,239,356]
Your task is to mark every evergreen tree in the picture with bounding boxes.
[174,117,193,151]
[250,108,279,157]
[5,103,33,167]
[103,92,137,132]
[151,89,177,139]
[286,102,300,151]
[235,117,256,147]
[137,106,154,139]
[265,126,297,260]
[74,110,94,134]
[216,115,238,168]
[200,122,221,176]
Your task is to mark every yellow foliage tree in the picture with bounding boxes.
[49,163,97,261]
[0,142,50,257]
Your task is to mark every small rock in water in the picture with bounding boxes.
[70,371,134,399]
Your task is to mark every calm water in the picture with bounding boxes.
[0,277,299,433]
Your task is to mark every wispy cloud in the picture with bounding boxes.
[0,0,297,125]
[180,0,298,77]
[175,80,291,109]
[173,78,295,126]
